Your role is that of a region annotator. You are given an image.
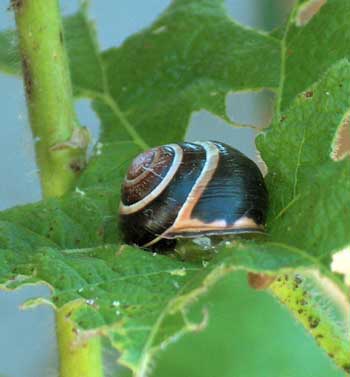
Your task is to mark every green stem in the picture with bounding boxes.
[12,0,89,198]
[57,303,104,377]
[270,273,350,373]
[12,1,103,376]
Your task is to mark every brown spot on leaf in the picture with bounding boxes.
[248,273,275,290]
[331,116,350,161]
[296,0,327,26]
[293,275,303,288]
[343,364,350,373]
[280,115,287,122]
[308,316,320,328]
[304,90,314,98]
[65,310,73,319]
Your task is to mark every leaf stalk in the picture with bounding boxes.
[12,1,103,376]
[13,0,89,198]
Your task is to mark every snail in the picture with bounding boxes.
[119,141,268,249]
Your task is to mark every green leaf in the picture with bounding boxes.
[152,273,345,377]
[1,0,349,374]
[0,8,105,95]
[0,29,20,75]
[0,197,313,372]
[278,0,350,110]
[95,0,280,146]
[63,7,105,97]
[258,59,350,290]
[0,0,281,148]
[0,1,287,373]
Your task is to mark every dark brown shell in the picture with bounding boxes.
[119,141,268,248]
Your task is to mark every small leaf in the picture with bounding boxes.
[63,7,105,96]
[96,0,280,146]
[0,29,20,75]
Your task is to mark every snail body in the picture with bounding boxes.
[119,141,268,248]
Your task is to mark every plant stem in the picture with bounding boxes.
[270,273,350,373]
[57,303,104,377]
[12,0,89,198]
[12,1,103,376]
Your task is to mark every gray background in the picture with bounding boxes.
[0,1,289,376]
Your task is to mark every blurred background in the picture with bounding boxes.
[0,0,346,376]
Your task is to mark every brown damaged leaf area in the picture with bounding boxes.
[331,116,350,161]
[296,0,327,26]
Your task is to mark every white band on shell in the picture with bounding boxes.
[119,144,183,215]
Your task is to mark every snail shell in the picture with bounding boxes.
[119,141,268,248]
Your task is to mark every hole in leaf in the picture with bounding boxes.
[226,0,294,31]
[331,116,350,161]
[60,0,80,16]
[331,248,350,288]
[89,0,171,49]
[186,111,257,161]
[295,0,327,26]
[226,90,275,129]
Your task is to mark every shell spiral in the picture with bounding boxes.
[119,141,268,248]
